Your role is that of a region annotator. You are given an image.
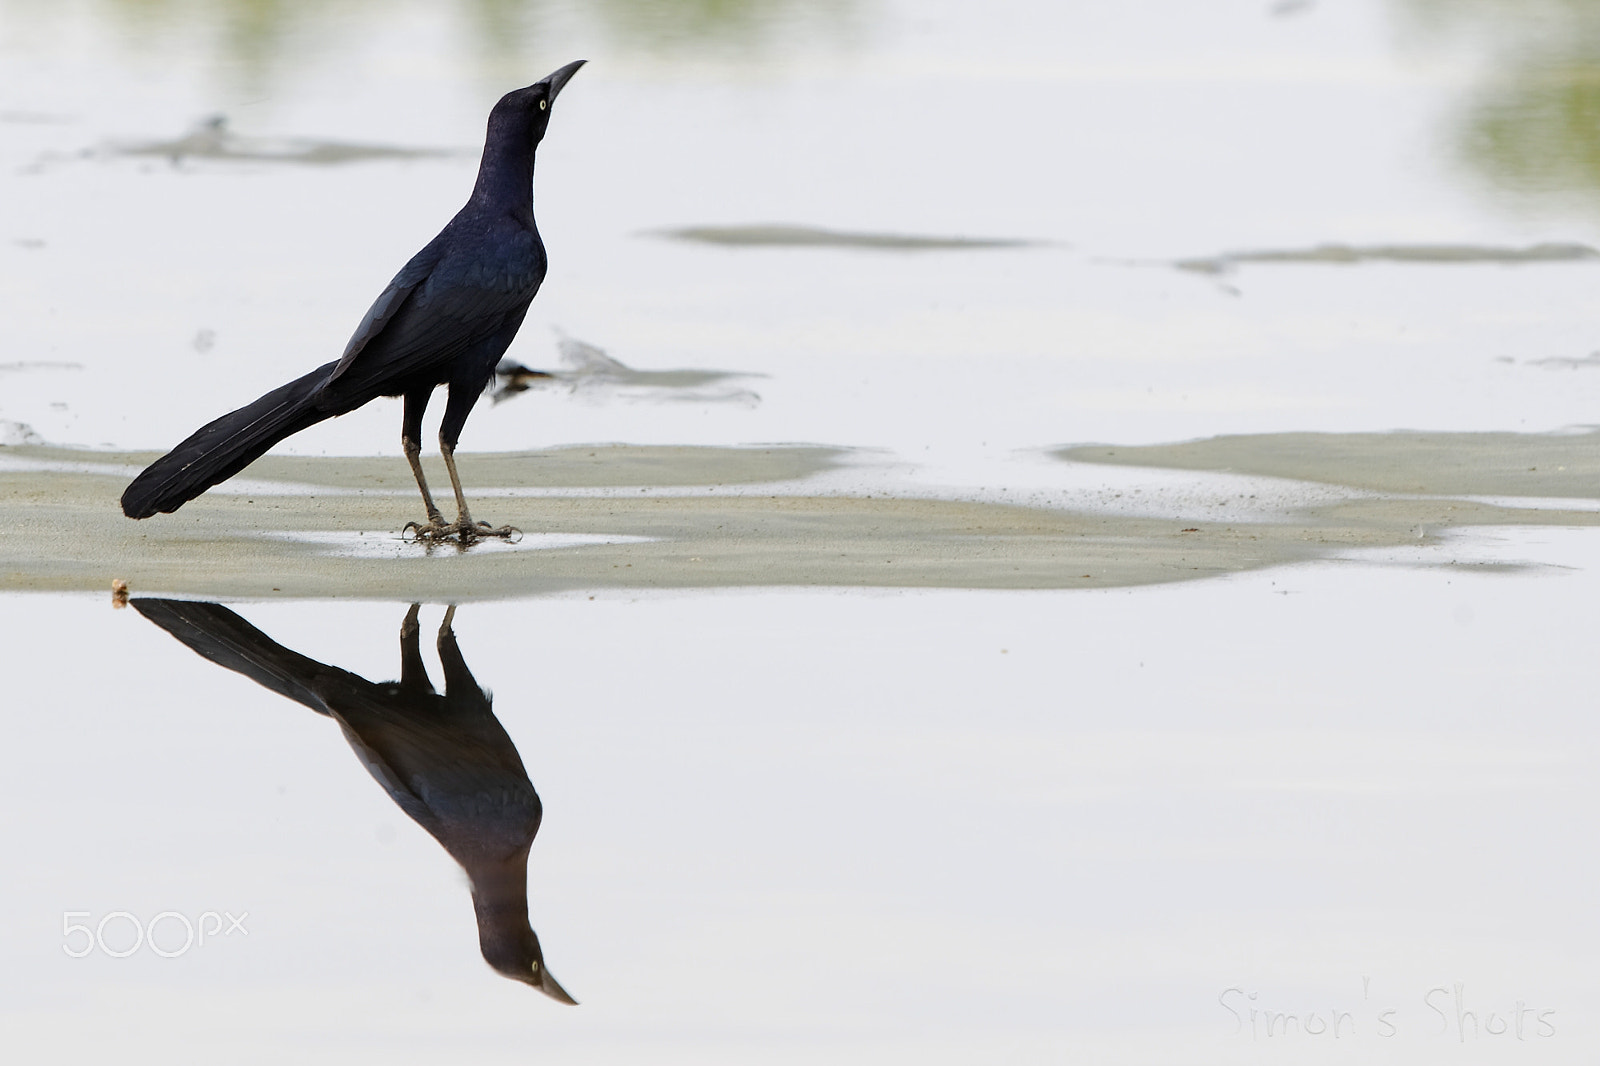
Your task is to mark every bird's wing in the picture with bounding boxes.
[326,700,544,848]
[324,239,448,385]
[333,716,441,830]
[325,698,532,790]
[325,227,542,389]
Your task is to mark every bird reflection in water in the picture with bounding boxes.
[132,599,575,1003]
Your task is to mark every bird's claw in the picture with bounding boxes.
[471,521,523,543]
[401,518,521,545]
[402,518,456,544]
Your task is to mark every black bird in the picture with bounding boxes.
[121,60,586,542]
[132,598,576,1002]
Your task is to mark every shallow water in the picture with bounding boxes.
[4,0,1600,1061]
[5,550,1600,1061]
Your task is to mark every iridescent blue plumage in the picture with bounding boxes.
[122,61,586,543]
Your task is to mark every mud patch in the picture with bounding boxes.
[1056,429,1600,498]
[4,435,1599,600]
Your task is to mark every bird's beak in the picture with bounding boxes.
[541,60,586,105]
[533,963,578,1005]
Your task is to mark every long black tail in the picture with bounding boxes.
[121,361,340,519]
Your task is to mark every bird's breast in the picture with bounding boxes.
[436,219,546,298]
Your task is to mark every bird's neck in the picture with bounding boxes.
[469,852,536,960]
[468,851,533,927]
[469,121,537,213]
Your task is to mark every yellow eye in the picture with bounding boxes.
[539,99,547,111]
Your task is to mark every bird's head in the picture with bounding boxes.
[480,926,579,1005]
[489,60,586,149]
[471,860,578,1004]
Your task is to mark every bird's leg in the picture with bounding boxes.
[404,436,449,528]
[440,440,518,541]
[400,391,454,542]
[436,380,518,543]
[434,605,471,694]
[437,604,485,699]
[399,603,436,691]
[438,377,518,534]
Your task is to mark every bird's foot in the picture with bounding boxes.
[401,517,522,545]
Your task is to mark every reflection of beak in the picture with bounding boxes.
[532,962,578,1005]
[541,60,587,105]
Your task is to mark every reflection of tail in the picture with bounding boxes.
[131,598,355,715]
[121,361,340,519]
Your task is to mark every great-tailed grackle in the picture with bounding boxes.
[133,598,576,1002]
[121,60,586,543]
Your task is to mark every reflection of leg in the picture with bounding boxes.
[401,390,451,540]
[399,603,434,692]
[437,604,483,695]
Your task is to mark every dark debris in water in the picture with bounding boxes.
[1175,242,1600,274]
[652,223,1040,252]
[493,333,760,406]
[86,115,461,168]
